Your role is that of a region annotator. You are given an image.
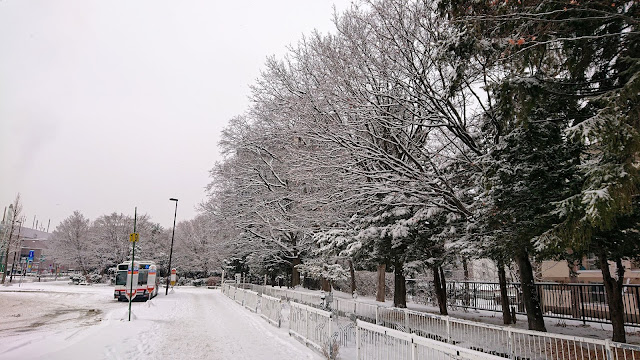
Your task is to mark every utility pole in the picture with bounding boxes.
[128,207,138,322]
[166,198,178,295]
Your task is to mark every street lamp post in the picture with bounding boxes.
[166,198,178,295]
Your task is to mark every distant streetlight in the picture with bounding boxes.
[166,198,178,295]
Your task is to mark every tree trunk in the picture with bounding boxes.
[291,256,301,287]
[497,259,513,324]
[515,250,546,331]
[348,259,356,296]
[599,252,627,343]
[433,265,448,315]
[393,259,406,308]
[376,264,386,302]
[290,233,301,287]
[463,258,470,307]
[321,276,331,292]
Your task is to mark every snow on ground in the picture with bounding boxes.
[0,281,323,360]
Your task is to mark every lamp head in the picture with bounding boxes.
[169,198,178,202]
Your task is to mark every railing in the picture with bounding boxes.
[374,306,640,360]
[418,281,640,327]
[250,284,325,308]
[333,298,379,323]
[262,286,289,300]
[221,282,640,360]
[260,294,283,327]
[289,301,334,354]
[356,319,505,360]
[241,289,260,313]
[234,287,245,306]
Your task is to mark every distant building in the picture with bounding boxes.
[540,257,640,284]
[2,224,69,277]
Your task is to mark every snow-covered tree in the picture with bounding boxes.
[1,194,22,284]
[49,211,93,276]
[173,214,224,277]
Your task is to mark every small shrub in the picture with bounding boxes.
[322,339,340,360]
[206,276,220,286]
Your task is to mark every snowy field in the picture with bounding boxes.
[0,281,322,360]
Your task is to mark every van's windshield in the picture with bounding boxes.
[115,271,127,285]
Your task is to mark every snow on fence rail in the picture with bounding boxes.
[223,284,640,359]
[289,301,334,354]
[260,294,282,327]
[262,286,289,300]
[333,298,379,322]
[252,285,324,308]
[330,297,640,360]
[356,319,504,360]
[376,306,640,360]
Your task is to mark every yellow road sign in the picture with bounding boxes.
[129,233,139,242]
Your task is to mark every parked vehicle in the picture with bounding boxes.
[114,260,159,301]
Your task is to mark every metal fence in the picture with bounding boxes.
[260,294,283,327]
[241,289,260,313]
[221,283,640,359]
[289,301,334,354]
[423,281,640,327]
[374,306,640,360]
[356,319,505,360]
[249,284,326,308]
[333,298,379,322]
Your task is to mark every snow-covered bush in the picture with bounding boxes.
[191,279,205,287]
[205,276,220,286]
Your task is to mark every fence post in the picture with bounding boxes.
[578,285,587,325]
[306,308,310,342]
[605,339,614,360]
[411,334,417,360]
[356,322,361,360]
[404,308,410,333]
[375,306,379,325]
[508,328,514,360]
[445,316,451,343]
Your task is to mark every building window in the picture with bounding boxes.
[579,254,599,271]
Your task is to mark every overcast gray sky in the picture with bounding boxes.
[1,0,351,231]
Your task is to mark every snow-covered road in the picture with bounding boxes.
[0,281,322,360]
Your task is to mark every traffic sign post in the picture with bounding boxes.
[170,268,177,287]
[128,208,137,322]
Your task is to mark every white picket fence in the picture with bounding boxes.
[221,284,640,360]
[260,285,325,307]
[289,301,334,354]
[331,298,640,360]
[334,298,379,322]
[241,289,260,312]
[260,294,282,327]
[357,320,505,360]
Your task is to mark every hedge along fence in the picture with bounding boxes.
[260,294,283,327]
